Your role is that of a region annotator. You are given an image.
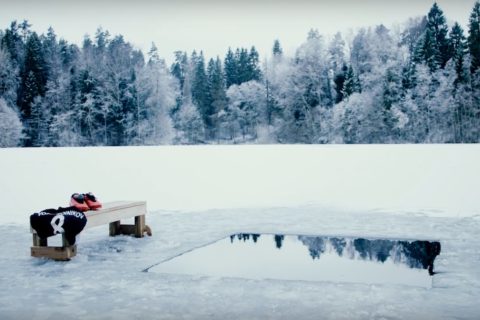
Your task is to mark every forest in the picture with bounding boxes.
[1,2,479,147]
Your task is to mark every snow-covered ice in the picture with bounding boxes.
[0,144,479,319]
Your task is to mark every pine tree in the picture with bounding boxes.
[334,64,348,103]
[342,65,361,99]
[450,23,469,85]
[1,21,25,67]
[191,51,211,129]
[247,46,262,81]
[146,44,159,68]
[468,1,480,73]
[42,27,61,82]
[467,3,480,142]
[272,39,283,57]
[427,3,451,68]
[224,48,238,88]
[414,3,451,71]
[420,28,442,71]
[58,39,79,71]
[381,66,403,139]
[29,96,50,146]
[18,32,47,119]
[207,57,227,135]
[237,48,250,83]
[17,32,48,146]
[170,51,188,91]
[94,27,110,58]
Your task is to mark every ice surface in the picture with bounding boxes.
[1,207,479,319]
[0,145,479,319]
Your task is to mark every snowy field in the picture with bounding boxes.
[0,144,479,319]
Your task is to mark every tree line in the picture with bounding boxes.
[1,2,480,147]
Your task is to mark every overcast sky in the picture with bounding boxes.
[0,0,478,64]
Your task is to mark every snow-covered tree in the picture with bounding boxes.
[0,46,19,107]
[135,52,178,145]
[328,32,346,73]
[0,98,23,147]
[175,100,205,144]
[43,74,75,146]
[225,80,267,142]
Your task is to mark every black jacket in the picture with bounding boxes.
[30,206,87,245]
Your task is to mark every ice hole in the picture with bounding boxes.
[149,234,441,288]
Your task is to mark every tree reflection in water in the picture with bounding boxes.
[230,234,441,275]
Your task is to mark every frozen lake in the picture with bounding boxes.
[0,144,479,225]
[0,144,479,319]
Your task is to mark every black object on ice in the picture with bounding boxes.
[30,206,87,245]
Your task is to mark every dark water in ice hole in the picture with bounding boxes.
[148,234,441,288]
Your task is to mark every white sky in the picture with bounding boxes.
[0,0,478,64]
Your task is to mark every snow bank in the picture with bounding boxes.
[1,144,479,224]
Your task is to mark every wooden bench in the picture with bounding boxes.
[31,201,151,261]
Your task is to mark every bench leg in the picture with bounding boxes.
[32,233,47,246]
[134,215,145,238]
[109,221,121,236]
[109,215,148,238]
[31,233,77,261]
[31,245,77,261]
[62,234,73,247]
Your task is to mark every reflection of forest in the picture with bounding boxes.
[299,236,441,275]
[230,233,441,275]
[231,233,261,243]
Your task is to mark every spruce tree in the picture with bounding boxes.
[342,65,361,99]
[1,21,25,67]
[272,39,283,57]
[413,3,451,71]
[224,48,237,88]
[170,51,188,91]
[247,46,262,81]
[18,32,47,146]
[42,27,61,81]
[237,48,249,84]
[147,42,160,65]
[450,23,469,85]
[468,1,480,73]
[426,3,451,69]
[424,28,442,71]
[191,52,211,128]
[207,57,227,130]
[334,64,348,103]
